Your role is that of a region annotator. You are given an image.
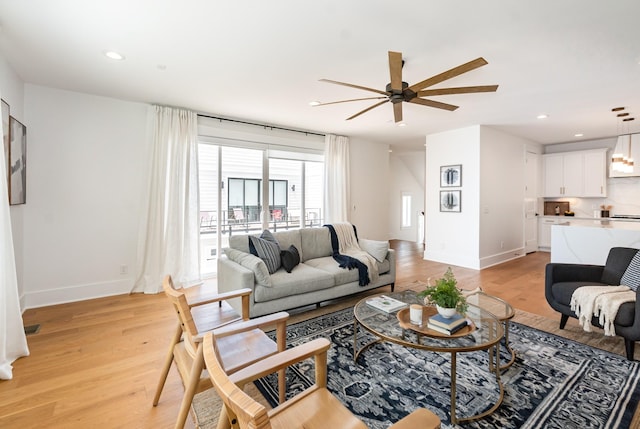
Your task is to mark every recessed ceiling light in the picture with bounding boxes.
[388,149,393,153]
[104,50,125,61]
[537,114,548,119]
[574,133,584,137]
[309,101,320,106]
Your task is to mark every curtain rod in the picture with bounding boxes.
[197,114,326,138]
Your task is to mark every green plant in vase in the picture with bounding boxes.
[418,267,468,317]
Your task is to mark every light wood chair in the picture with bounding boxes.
[203,332,441,429]
[154,275,288,429]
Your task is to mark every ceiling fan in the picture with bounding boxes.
[315,51,498,123]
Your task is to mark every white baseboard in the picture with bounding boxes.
[23,278,134,310]
[479,248,526,269]
[424,247,526,271]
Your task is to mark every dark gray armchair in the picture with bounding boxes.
[545,247,640,360]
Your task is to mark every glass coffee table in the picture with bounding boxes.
[353,290,504,424]
[463,289,516,371]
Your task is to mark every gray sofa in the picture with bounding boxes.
[217,227,396,317]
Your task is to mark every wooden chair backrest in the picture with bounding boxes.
[162,275,200,355]
[203,332,271,429]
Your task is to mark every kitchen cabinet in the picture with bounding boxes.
[539,217,571,250]
[542,149,607,197]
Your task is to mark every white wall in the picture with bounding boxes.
[0,54,26,301]
[479,127,531,267]
[22,85,149,308]
[348,137,390,240]
[424,126,481,268]
[389,151,425,242]
[425,125,540,270]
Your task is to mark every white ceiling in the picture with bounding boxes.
[1,1,640,151]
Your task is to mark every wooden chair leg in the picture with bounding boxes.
[153,323,183,406]
[276,323,286,403]
[215,407,232,429]
[175,344,205,429]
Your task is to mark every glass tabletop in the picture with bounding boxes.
[464,291,515,322]
[354,290,504,353]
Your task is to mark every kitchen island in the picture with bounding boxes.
[551,218,640,265]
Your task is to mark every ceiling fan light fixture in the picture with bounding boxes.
[397,122,407,127]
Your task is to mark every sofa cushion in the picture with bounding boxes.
[299,227,333,261]
[305,256,361,284]
[358,239,389,263]
[249,231,281,274]
[253,263,334,302]
[280,245,301,273]
[601,247,639,285]
[621,252,640,291]
[224,248,271,286]
[271,230,303,254]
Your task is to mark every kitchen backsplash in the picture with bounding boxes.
[543,176,640,217]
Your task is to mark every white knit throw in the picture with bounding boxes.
[332,222,379,283]
[570,285,633,336]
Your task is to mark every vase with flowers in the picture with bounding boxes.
[418,267,468,318]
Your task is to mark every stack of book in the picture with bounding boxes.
[427,312,468,335]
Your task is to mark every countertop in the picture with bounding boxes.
[546,217,640,231]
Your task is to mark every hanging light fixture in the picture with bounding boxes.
[611,108,635,174]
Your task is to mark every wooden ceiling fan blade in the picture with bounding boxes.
[393,102,403,123]
[418,85,499,97]
[407,57,489,92]
[389,51,403,91]
[319,79,389,96]
[409,98,459,111]
[314,96,387,107]
[347,100,389,120]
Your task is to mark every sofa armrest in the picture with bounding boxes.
[217,255,257,314]
[386,248,396,278]
[544,262,604,304]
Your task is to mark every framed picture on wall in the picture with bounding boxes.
[2,99,8,187]
[9,116,26,205]
[440,164,462,187]
[440,190,461,212]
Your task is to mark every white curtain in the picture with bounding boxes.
[132,106,200,293]
[0,96,29,380]
[324,134,350,224]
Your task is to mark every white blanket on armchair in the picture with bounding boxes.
[570,285,634,336]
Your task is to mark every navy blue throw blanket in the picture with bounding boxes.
[325,224,370,286]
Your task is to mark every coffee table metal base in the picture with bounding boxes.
[353,318,504,425]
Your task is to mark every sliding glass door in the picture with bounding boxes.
[198,143,323,277]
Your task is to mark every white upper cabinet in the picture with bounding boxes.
[543,149,607,198]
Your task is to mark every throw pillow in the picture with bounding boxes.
[280,245,300,273]
[249,230,281,274]
[621,251,640,292]
[358,238,389,263]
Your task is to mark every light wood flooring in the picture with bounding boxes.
[0,241,633,428]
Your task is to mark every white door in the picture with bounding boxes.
[524,151,539,253]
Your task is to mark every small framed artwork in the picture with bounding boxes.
[440,164,462,187]
[2,99,8,184]
[9,116,26,205]
[440,190,461,212]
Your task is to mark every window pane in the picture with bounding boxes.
[402,193,412,228]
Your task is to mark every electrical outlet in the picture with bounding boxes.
[120,265,128,275]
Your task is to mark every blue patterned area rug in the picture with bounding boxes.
[254,307,640,429]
